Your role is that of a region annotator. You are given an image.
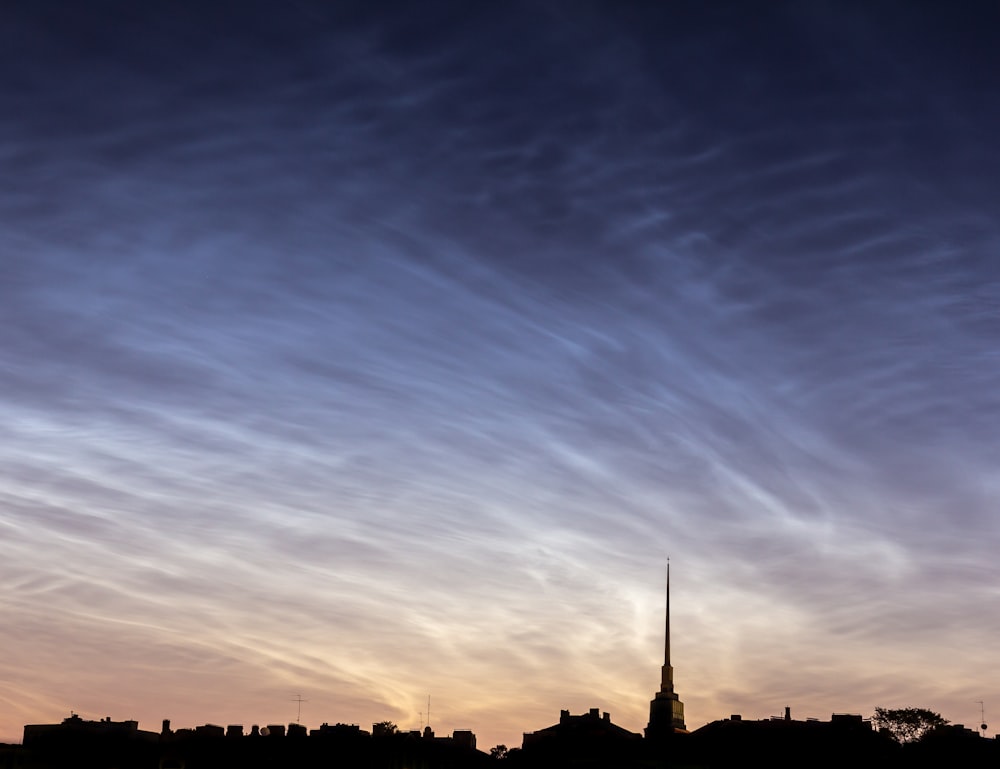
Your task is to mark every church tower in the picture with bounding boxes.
[646,564,685,736]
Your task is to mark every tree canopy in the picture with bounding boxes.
[372,721,399,737]
[872,707,948,743]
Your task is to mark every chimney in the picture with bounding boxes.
[785,707,791,722]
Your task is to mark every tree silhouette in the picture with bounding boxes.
[490,744,509,759]
[872,707,948,743]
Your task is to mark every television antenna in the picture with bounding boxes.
[291,694,309,724]
[978,701,988,736]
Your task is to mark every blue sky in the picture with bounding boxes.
[2,0,999,747]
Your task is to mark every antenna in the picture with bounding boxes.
[427,695,431,729]
[290,694,309,724]
[978,701,988,736]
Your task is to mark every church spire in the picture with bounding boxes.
[664,562,671,670]
[647,562,685,736]
[659,562,674,693]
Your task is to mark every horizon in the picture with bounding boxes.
[2,0,998,751]
[4,696,990,749]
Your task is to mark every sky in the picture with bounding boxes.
[2,0,999,749]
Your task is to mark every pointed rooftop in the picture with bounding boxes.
[646,563,686,736]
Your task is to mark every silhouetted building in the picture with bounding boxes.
[646,564,686,737]
[23,714,158,748]
[522,709,642,768]
[194,723,225,738]
[311,722,369,739]
[907,721,1000,767]
[0,743,23,769]
[21,714,159,769]
[452,729,477,751]
[523,708,641,749]
[690,710,896,769]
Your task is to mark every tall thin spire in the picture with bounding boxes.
[659,561,673,693]
[648,561,685,736]
[664,561,670,670]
